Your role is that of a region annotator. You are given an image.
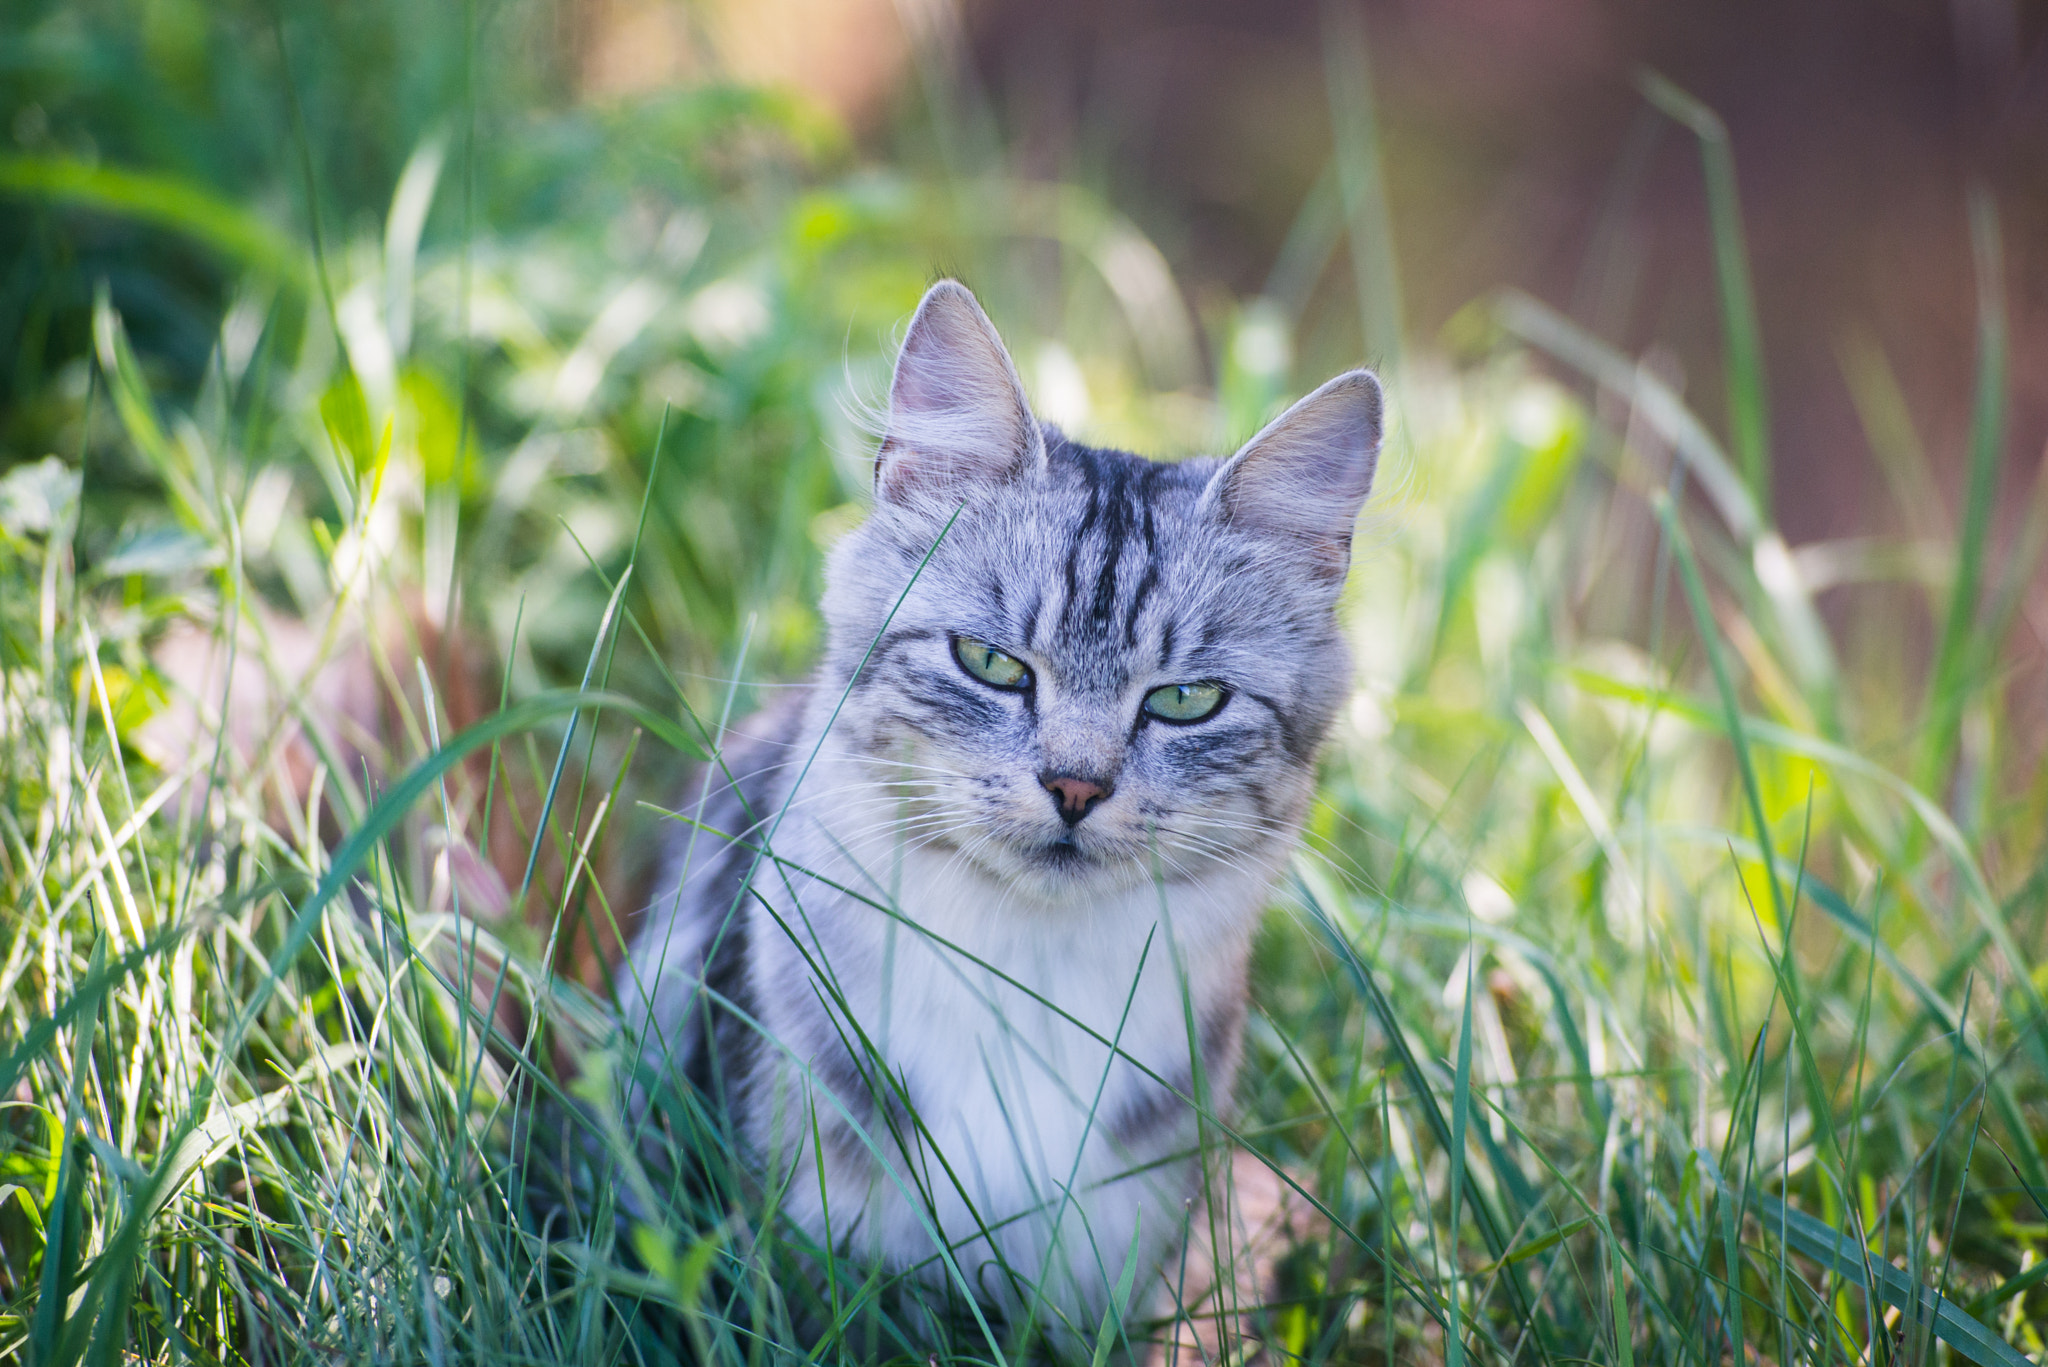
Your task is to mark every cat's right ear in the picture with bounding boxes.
[876,280,1043,508]
[1201,369,1382,581]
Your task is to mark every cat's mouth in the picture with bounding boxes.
[1030,833,1093,870]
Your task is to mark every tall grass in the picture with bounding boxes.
[3,4,2046,1363]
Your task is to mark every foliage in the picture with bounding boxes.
[4,0,2047,1363]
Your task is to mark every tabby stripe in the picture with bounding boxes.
[1089,483,1133,627]
[1159,725,1261,765]
[1061,483,1098,636]
[904,672,1008,730]
[1108,1066,1189,1146]
[1239,688,1308,759]
[869,625,939,671]
[1123,558,1159,645]
[1199,990,1248,1081]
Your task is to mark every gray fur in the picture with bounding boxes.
[622,280,1380,1344]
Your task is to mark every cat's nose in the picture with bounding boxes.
[1040,773,1111,826]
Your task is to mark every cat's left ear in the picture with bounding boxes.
[1202,370,1382,581]
[876,280,1044,509]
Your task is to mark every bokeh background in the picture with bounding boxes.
[8,0,2046,713]
[590,0,2048,550]
[576,0,2048,600]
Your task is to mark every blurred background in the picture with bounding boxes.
[15,0,2046,523]
[7,0,2046,695]
[950,0,2048,550]
[585,0,2048,551]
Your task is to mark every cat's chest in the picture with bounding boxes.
[767,840,1255,1178]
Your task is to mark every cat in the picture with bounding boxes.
[619,279,1380,1353]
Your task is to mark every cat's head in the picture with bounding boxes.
[817,280,1380,902]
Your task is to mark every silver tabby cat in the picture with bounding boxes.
[621,280,1380,1346]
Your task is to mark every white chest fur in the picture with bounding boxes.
[738,769,1271,1325]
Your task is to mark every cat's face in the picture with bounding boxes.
[817,282,1381,903]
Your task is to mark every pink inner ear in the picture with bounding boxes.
[1229,461,1372,579]
[1211,370,1381,576]
[1220,461,1359,578]
[890,320,976,415]
[876,282,1041,505]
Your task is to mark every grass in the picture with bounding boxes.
[4,2,2048,1362]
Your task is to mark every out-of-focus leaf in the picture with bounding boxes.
[96,526,221,579]
[402,367,465,490]
[78,664,168,736]
[1499,380,1585,542]
[321,371,376,478]
[0,156,304,284]
[0,457,81,538]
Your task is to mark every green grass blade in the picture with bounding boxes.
[50,688,687,1362]
[516,564,635,902]
[1505,291,1840,713]
[1836,331,1944,544]
[1639,72,1770,520]
[1654,493,1785,926]
[1605,1214,1635,1367]
[1321,0,1404,363]
[29,939,105,1367]
[1289,878,1555,1359]
[1500,290,1757,540]
[1568,661,2048,1065]
[1446,950,1474,1367]
[1089,1212,1143,1367]
[1477,1216,1594,1273]
[1966,1254,2048,1320]
[0,156,305,285]
[1264,163,1343,328]
[0,924,188,1105]
[1918,189,2008,801]
[1756,1194,2027,1367]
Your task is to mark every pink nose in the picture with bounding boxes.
[1041,774,1110,826]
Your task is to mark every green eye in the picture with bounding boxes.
[953,636,1032,690]
[1143,681,1227,723]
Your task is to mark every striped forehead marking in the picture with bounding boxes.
[1056,443,1173,662]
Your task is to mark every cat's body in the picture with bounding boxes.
[621,281,1380,1348]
